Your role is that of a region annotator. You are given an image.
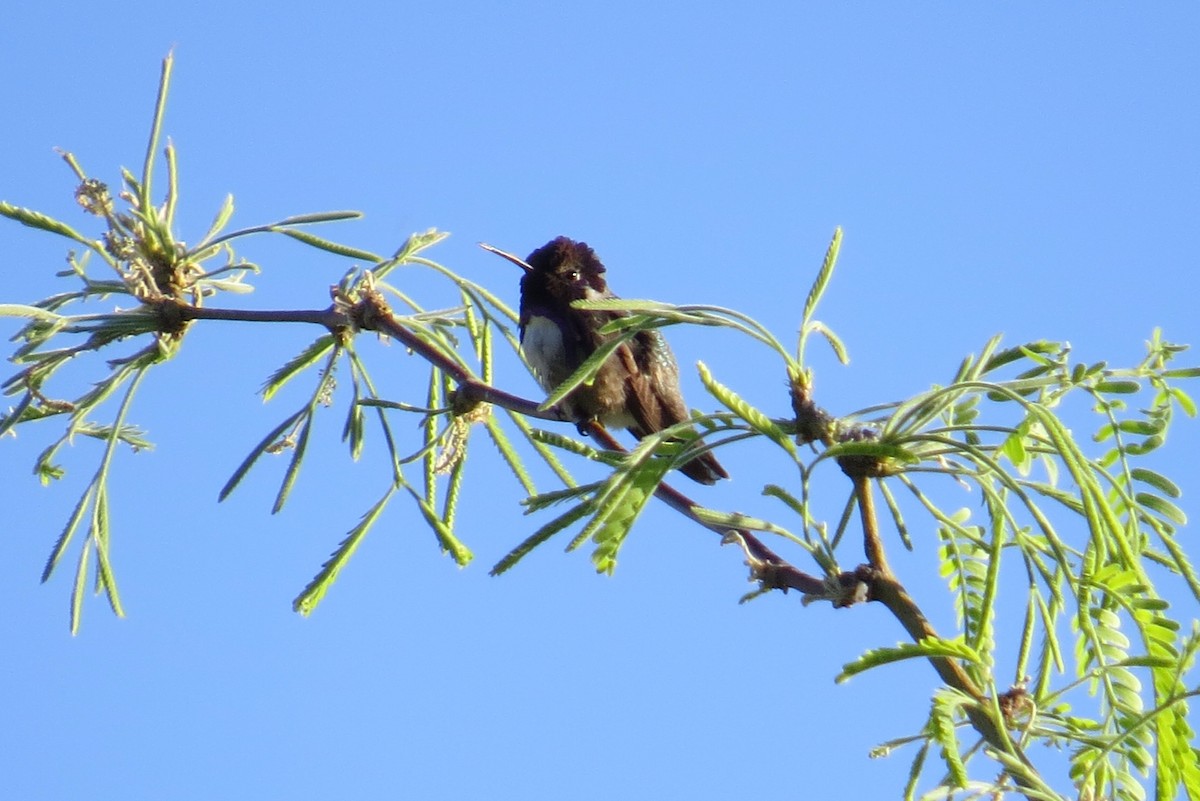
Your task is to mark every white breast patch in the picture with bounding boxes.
[522,315,567,393]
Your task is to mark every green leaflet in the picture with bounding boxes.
[697,360,796,458]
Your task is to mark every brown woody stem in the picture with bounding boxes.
[851,474,1043,797]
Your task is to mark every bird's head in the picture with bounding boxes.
[520,236,610,307]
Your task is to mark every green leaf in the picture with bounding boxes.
[878,480,913,551]
[1136,493,1187,525]
[1131,468,1181,499]
[491,500,593,576]
[528,428,614,463]
[981,340,1059,373]
[928,689,970,789]
[91,482,124,618]
[762,484,806,517]
[273,210,363,227]
[195,193,235,248]
[574,298,796,367]
[218,409,306,502]
[0,391,35,439]
[275,228,383,262]
[537,331,636,412]
[805,320,850,365]
[1127,434,1165,455]
[0,304,66,322]
[801,226,842,332]
[272,413,314,515]
[1000,426,1029,467]
[902,741,930,801]
[441,430,468,531]
[588,454,674,575]
[522,482,602,514]
[484,416,537,497]
[42,486,94,583]
[293,485,397,615]
[407,487,473,566]
[0,201,97,248]
[262,336,337,402]
[139,51,174,213]
[837,637,983,683]
[343,382,365,461]
[697,360,795,457]
[1169,386,1197,417]
[1095,380,1141,394]
[689,507,797,540]
[69,538,92,636]
[204,210,364,249]
[1117,419,1164,436]
[823,440,920,464]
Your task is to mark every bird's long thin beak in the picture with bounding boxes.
[479,242,533,273]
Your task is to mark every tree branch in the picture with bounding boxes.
[160,288,1049,794]
[849,473,1047,798]
[352,288,838,595]
[175,304,345,329]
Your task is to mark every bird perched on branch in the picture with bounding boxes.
[505,236,728,485]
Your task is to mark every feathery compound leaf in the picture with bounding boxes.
[262,336,337,402]
[805,320,850,365]
[281,211,365,226]
[275,228,383,262]
[1095,379,1141,395]
[343,367,366,461]
[484,416,537,496]
[976,339,1056,375]
[195,193,235,248]
[690,507,798,540]
[574,298,680,314]
[877,480,914,551]
[697,360,796,457]
[407,487,473,566]
[837,638,983,683]
[801,227,842,331]
[218,409,306,502]
[0,201,97,248]
[588,455,674,575]
[272,411,314,515]
[527,428,619,464]
[69,538,92,636]
[293,485,397,616]
[823,439,920,465]
[0,304,66,322]
[204,211,364,249]
[491,500,593,576]
[508,412,577,487]
[92,483,124,618]
[795,227,843,369]
[762,484,806,517]
[927,689,971,789]
[42,486,94,583]
[521,482,602,514]
[441,439,468,530]
[1161,365,1200,379]
[538,331,637,411]
[1129,469,1181,498]
[1136,493,1187,526]
[138,51,173,213]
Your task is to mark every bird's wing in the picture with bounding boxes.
[621,328,687,438]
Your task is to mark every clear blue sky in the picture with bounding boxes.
[3,4,1198,799]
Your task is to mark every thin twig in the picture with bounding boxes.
[176,304,344,328]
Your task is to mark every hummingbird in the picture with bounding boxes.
[510,236,728,485]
